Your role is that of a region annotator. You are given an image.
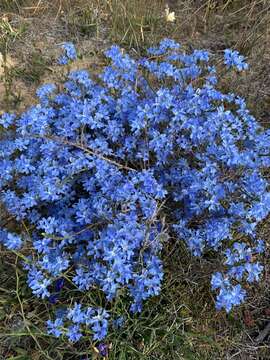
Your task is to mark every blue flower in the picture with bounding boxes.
[66,324,82,342]
[0,230,23,250]
[0,112,15,128]
[245,262,263,283]
[88,308,109,340]
[27,266,51,298]
[224,49,249,71]
[216,284,246,312]
[255,239,265,254]
[147,38,180,55]
[58,42,77,65]
[38,250,69,276]
[36,84,56,103]
[211,272,230,290]
[47,318,63,337]
[228,265,245,281]
[67,303,86,324]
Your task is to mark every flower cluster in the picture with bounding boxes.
[224,49,249,71]
[0,39,269,342]
[47,303,109,341]
[58,42,77,65]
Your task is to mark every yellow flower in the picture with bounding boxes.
[165,5,175,22]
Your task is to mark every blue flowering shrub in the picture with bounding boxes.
[0,39,269,342]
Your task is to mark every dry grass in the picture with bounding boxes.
[1,1,270,359]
